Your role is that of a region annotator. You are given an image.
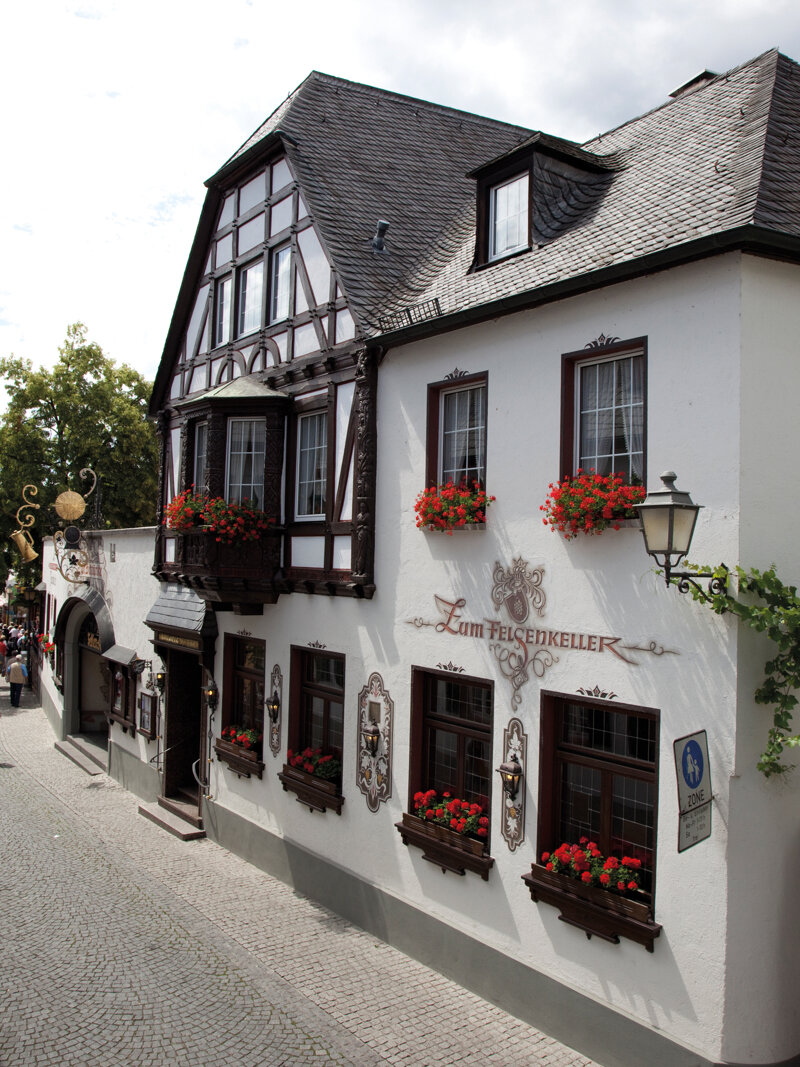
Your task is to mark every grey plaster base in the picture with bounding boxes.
[109,740,161,802]
[201,799,789,1067]
[40,685,65,741]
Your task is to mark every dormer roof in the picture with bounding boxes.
[375,48,800,341]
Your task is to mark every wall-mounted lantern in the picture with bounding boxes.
[636,471,728,600]
[497,755,523,800]
[266,690,280,723]
[155,670,167,694]
[362,719,381,757]
[204,678,218,711]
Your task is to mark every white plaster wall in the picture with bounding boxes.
[716,255,800,1062]
[50,253,800,1062]
[40,529,162,765]
[209,256,755,1063]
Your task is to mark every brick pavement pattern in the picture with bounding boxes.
[0,679,597,1067]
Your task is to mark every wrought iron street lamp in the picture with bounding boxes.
[636,471,728,599]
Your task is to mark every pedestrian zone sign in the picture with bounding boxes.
[673,730,712,853]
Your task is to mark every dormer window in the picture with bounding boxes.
[489,172,529,260]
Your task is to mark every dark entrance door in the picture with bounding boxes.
[161,648,204,814]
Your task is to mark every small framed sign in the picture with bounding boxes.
[139,692,156,741]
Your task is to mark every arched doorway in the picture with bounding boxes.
[53,587,127,749]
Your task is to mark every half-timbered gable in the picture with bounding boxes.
[150,73,532,609]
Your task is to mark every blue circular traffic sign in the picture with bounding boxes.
[682,739,704,789]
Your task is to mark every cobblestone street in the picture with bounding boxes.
[0,679,596,1067]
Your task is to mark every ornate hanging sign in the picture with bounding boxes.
[406,557,678,707]
[500,717,527,852]
[268,664,282,758]
[356,672,394,813]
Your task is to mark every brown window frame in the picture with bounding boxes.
[288,645,346,763]
[409,666,494,820]
[425,371,488,489]
[286,390,335,526]
[537,690,659,902]
[108,663,136,736]
[559,337,647,482]
[222,633,266,743]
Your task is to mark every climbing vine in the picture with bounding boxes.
[678,564,800,778]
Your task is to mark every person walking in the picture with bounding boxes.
[7,654,26,708]
[0,634,7,674]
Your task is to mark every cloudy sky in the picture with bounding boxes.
[2,0,800,388]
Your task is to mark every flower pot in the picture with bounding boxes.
[214,737,264,779]
[521,863,661,951]
[424,523,486,534]
[396,812,493,880]
[278,763,344,814]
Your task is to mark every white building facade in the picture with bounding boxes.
[40,52,800,1066]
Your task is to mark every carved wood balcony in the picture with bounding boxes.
[155,529,284,608]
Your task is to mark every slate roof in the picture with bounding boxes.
[155,48,800,403]
[173,377,288,407]
[377,48,800,340]
[145,583,218,638]
[213,72,535,333]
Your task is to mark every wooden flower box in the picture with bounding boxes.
[521,863,661,952]
[424,523,486,533]
[395,812,494,881]
[214,737,264,779]
[278,763,344,814]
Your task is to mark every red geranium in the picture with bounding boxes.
[541,838,644,897]
[540,469,645,540]
[412,788,488,842]
[414,481,495,533]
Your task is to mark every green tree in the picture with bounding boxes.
[0,323,158,582]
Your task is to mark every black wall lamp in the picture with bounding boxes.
[636,471,728,600]
[204,679,219,711]
[363,720,381,757]
[497,755,523,800]
[154,670,167,694]
[266,690,280,723]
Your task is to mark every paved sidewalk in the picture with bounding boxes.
[0,679,597,1067]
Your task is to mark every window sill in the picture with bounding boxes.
[470,245,532,273]
[215,738,264,779]
[395,812,494,881]
[109,712,136,737]
[521,863,661,952]
[278,763,344,814]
